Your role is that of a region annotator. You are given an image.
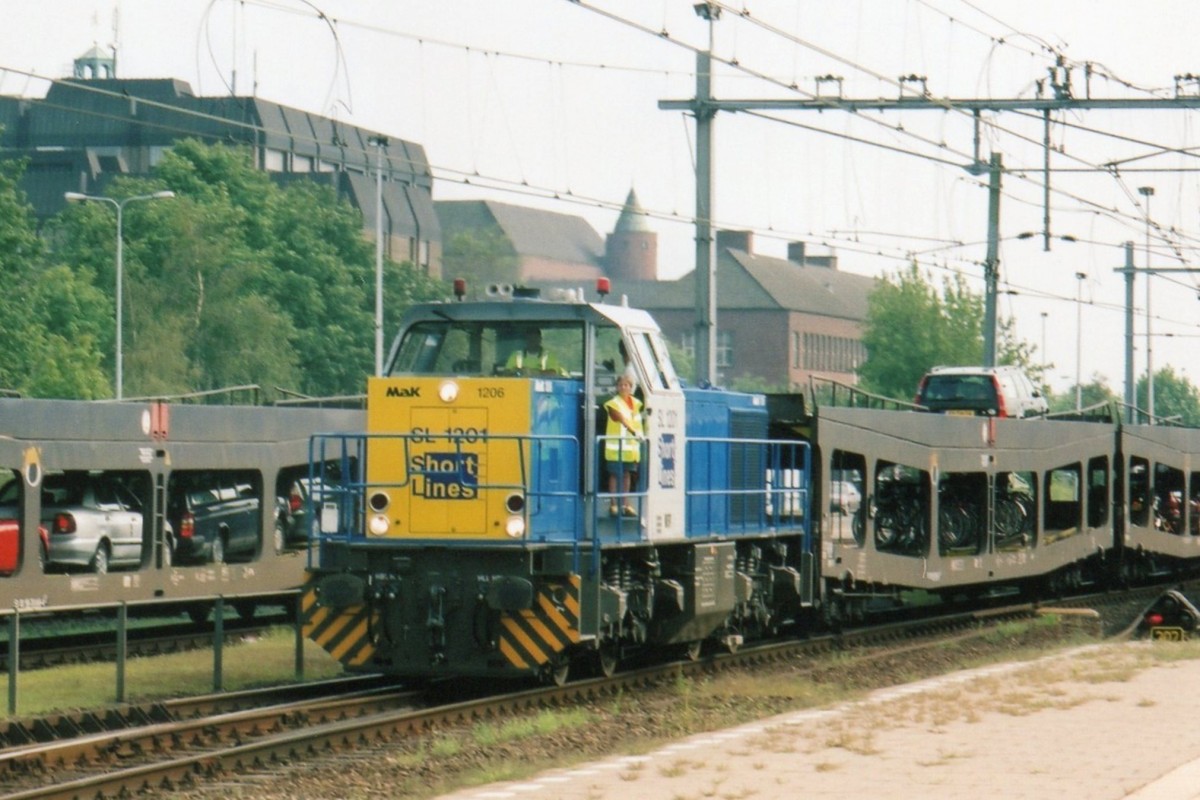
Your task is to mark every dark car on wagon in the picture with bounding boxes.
[168,471,262,564]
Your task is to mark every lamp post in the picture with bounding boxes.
[1138,185,1155,421]
[64,190,176,400]
[1074,272,1086,411]
[1040,311,1048,370]
[368,135,389,377]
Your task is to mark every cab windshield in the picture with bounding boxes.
[389,321,584,377]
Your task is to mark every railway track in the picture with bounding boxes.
[0,592,1131,800]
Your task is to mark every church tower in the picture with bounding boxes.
[605,188,658,282]
[74,45,116,79]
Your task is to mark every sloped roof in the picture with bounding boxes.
[437,200,604,265]
[731,249,873,319]
[603,247,874,320]
[613,188,652,234]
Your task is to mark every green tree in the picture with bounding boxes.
[441,228,518,288]
[0,159,109,397]
[1137,366,1200,425]
[1048,374,1119,413]
[54,139,443,399]
[859,262,1034,400]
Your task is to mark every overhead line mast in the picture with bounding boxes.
[663,58,1200,373]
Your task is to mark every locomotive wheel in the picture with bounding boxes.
[596,645,619,678]
[545,657,570,687]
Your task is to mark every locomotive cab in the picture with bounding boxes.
[304,284,813,683]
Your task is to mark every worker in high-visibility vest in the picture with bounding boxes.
[603,374,644,517]
[505,329,566,375]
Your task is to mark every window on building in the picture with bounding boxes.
[716,330,733,368]
[681,331,732,368]
[680,332,695,362]
[148,146,170,167]
[803,332,865,374]
[263,149,285,171]
[792,331,801,369]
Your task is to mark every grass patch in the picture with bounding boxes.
[472,707,591,746]
[5,627,342,717]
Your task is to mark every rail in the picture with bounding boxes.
[1117,400,1188,426]
[808,376,923,411]
[121,384,264,405]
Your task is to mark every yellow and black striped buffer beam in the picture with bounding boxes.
[497,574,581,670]
[301,581,377,669]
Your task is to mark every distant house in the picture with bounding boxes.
[588,232,871,390]
[436,199,606,284]
[0,47,441,276]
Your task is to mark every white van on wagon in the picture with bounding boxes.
[915,365,1049,419]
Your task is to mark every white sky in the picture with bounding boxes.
[4,1,1200,395]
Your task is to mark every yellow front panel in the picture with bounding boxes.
[367,377,532,539]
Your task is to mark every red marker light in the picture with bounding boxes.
[1146,612,1165,626]
[453,278,467,301]
[596,277,611,299]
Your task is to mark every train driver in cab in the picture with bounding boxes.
[505,328,567,376]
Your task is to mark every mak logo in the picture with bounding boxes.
[386,385,421,398]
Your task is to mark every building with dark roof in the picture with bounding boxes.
[436,199,606,283]
[606,230,872,389]
[0,48,441,276]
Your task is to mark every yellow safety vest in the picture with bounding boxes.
[506,349,563,373]
[603,395,644,463]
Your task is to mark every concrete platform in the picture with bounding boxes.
[437,641,1200,800]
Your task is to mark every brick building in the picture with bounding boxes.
[618,231,871,389]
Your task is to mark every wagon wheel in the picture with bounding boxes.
[874,510,898,549]
[851,507,866,547]
[91,543,110,575]
[683,640,703,661]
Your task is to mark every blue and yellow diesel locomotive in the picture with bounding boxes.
[303,284,814,682]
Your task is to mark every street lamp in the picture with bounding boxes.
[1075,272,1086,411]
[64,190,176,400]
[1040,311,1048,370]
[1138,185,1155,421]
[368,135,389,377]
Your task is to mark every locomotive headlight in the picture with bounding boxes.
[369,514,390,536]
[505,516,526,538]
[438,380,459,403]
[369,491,390,512]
